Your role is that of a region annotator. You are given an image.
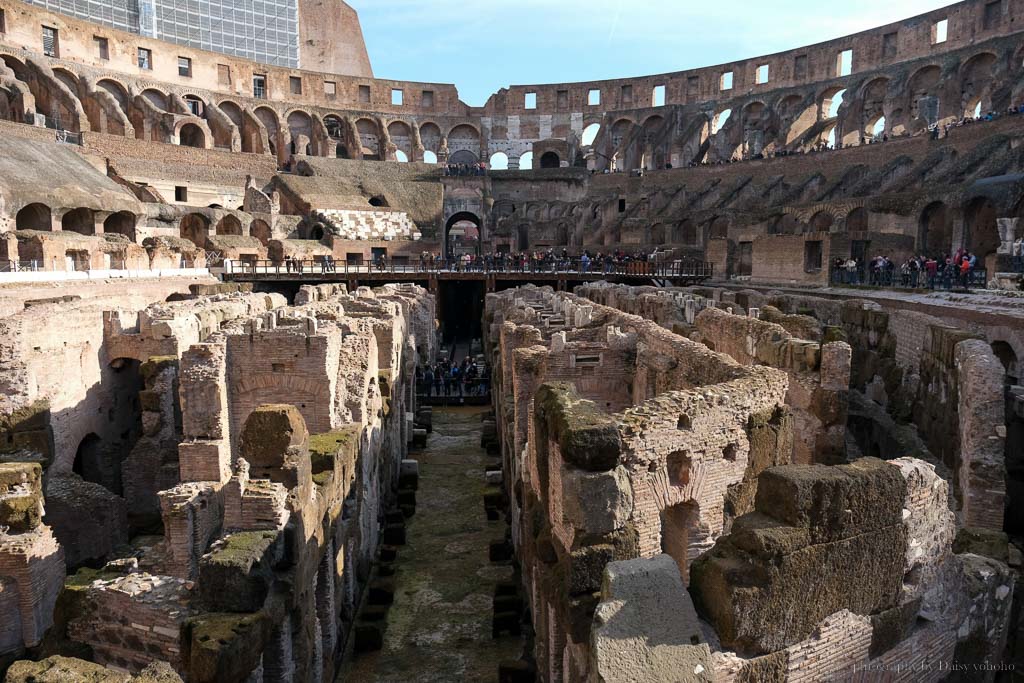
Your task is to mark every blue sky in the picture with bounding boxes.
[349,0,951,106]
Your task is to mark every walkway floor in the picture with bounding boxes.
[341,407,522,682]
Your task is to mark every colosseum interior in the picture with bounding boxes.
[0,0,1023,680]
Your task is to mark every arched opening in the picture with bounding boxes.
[518,151,533,170]
[179,123,205,148]
[859,77,889,143]
[965,197,999,271]
[250,219,272,246]
[489,152,509,170]
[449,149,478,165]
[103,211,136,241]
[992,341,1019,384]
[356,118,380,159]
[919,202,951,255]
[16,203,52,231]
[97,79,130,117]
[395,149,409,162]
[824,122,838,150]
[419,122,441,158]
[660,501,701,581]
[73,358,145,495]
[61,207,95,235]
[678,220,698,246]
[844,207,868,233]
[808,212,834,233]
[387,120,413,161]
[368,195,388,208]
[448,124,481,162]
[709,216,729,239]
[712,109,732,135]
[422,150,438,164]
[445,211,482,258]
[824,88,846,118]
[255,107,280,154]
[581,123,601,146]
[908,65,942,128]
[517,224,530,251]
[779,94,816,145]
[867,115,886,140]
[183,95,205,118]
[286,110,313,155]
[961,52,997,117]
[539,151,560,169]
[180,213,211,248]
[309,225,325,241]
[141,89,167,111]
[220,100,244,128]
[215,214,243,236]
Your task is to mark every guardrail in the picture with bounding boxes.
[224,258,714,279]
[829,266,988,290]
[0,260,41,273]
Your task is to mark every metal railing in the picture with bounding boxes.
[829,266,988,290]
[225,257,714,279]
[0,260,41,273]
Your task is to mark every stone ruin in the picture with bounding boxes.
[0,281,436,681]
[483,284,1018,682]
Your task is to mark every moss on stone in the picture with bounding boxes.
[0,399,50,433]
[207,531,278,568]
[308,425,360,474]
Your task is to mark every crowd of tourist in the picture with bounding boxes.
[417,248,665,273]
[417,357,488,396]
[829,244,1012,289]
[443,163,487,176]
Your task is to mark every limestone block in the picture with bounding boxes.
[561,465,632,536]
[198,530,283,612]
[820,341,852,391]
[179,343,229,441]
[592,554,713,682]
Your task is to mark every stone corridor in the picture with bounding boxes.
[341,407,524,682]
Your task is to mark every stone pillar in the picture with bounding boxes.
[178,341,232,483]
[997,217,1018,255]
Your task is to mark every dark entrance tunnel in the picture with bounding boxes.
[438,281,484,344]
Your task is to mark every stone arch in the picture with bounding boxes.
[489,151,509,170]
[180,213,211,248]
[141,88,167,111]
[52,67,80,97]
[660,500,702,581]
[286,109,313,155]
[539,151,561,169]
[97,78,130,117]
[808,211,834,233]
[215,214,243,236]
[919,201,952,255]
[709,216,729,239]
[103,211,136,241]
[964,196,999,269]
[676,219,698,246]
[254,106,281,153]
[740,101,767,157]
[419,122,442,153]
[778,94,816,144]
[178,122,205,147]
[960,52,998,116]
[844,207,868,233]
[61,207,95,235]
[445,211,482,255]
[581,122,601,146]
[448,123,481,161]
[219,100,244,127]
[355,118,380,159]
[16,203,51,231]
[907,65,942,128]
[250,219,271,246]
[387,120,413,159]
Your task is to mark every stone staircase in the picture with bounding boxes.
[313,209,422,241]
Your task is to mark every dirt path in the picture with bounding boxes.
[340,407,522,682]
